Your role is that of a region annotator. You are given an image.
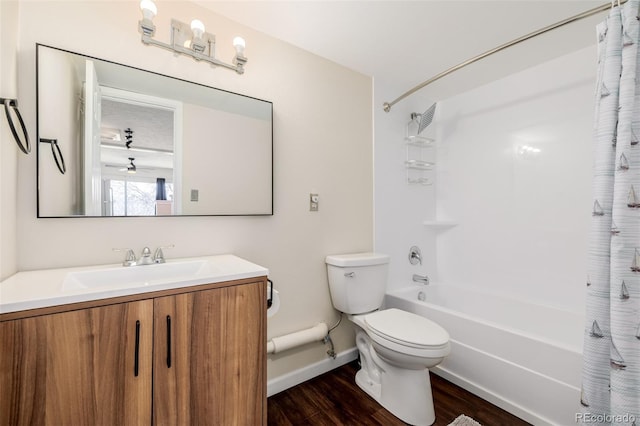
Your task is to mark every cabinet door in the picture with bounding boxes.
[153,281,266,426]
[0,300,153,426]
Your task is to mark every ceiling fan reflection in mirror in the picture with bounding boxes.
[104,157,157,174]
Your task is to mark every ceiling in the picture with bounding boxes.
[100,99,175,177]
[198,1,609,106]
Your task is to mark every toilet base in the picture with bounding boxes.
[355,364,435,426]
[354,331,436,425]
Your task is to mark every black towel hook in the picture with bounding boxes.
[0,97,30,154]
[39,138,66,174]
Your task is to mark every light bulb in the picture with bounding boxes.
[139,0,157,20]
[233,36,246,56]
[191,19,205,39]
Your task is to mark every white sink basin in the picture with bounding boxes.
[1,255,269,315]
[62,260,213,291]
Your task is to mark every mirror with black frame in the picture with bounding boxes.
[37,44,273,217]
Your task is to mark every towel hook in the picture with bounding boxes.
[39,138,66,174]
[0,97,30,154]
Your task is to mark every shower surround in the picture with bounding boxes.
[375,45,596,422]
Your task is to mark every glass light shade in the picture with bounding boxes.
[233,36,246,55]
[191,19,206,38]
[140,0,157,19]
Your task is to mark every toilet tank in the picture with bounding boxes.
[325,253,390,314]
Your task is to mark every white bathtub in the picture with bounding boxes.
[385,284,584,426]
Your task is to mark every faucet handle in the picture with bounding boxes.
[113,248,137,267]
[153,244,174,264]
[409,246,422,265]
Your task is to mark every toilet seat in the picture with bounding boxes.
[363,309,450,357]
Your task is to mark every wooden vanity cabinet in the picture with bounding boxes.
[153,283,266,425]
[0,300,154,426]
[0,278,267,426]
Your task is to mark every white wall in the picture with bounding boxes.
[181,103,271,215]
[0,0,20,281]
[434,46,594,313]
[10,1,373,380]
[38,47,82,216]
[378,46,594,314]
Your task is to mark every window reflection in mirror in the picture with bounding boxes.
[37,44,273,217]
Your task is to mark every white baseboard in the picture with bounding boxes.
[267,347,359,397]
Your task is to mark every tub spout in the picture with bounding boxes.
[412,274,430,285]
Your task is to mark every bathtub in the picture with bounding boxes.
[385,284,584,426]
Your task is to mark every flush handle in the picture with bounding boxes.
[344,272,355,278]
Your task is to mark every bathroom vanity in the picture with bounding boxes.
[0,255,267,426]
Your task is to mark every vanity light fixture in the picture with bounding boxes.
[138,0,247,74]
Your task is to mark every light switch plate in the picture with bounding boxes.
[310,193,318,211]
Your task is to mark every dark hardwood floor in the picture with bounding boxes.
[268,361,531,426]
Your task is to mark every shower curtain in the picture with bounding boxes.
[582,0,640,424]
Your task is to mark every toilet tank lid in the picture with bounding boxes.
[325,252,390,267]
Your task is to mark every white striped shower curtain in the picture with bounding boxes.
[581,0,640,424]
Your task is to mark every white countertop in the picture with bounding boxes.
[0,254,268,314]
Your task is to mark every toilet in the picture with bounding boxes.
[325,252,450,426]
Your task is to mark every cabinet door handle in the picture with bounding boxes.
[166,315,172,368]
[134,320,140,377]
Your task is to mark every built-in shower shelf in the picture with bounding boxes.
[423,220,458,229]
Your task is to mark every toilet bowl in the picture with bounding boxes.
[325,253,450,426]
[350,309,449,425]
[354,308,449,367]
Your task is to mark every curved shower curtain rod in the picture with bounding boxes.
[383,0,628,112]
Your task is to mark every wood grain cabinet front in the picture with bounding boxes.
[0,279,266,426]
[0,300,154,426]
[153,283,266,425]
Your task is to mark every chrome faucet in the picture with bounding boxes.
[114,245,174,266]
[153,244,174,264]
[113,248,137,267]
[412,274,430,285]
[138,247,154,265]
